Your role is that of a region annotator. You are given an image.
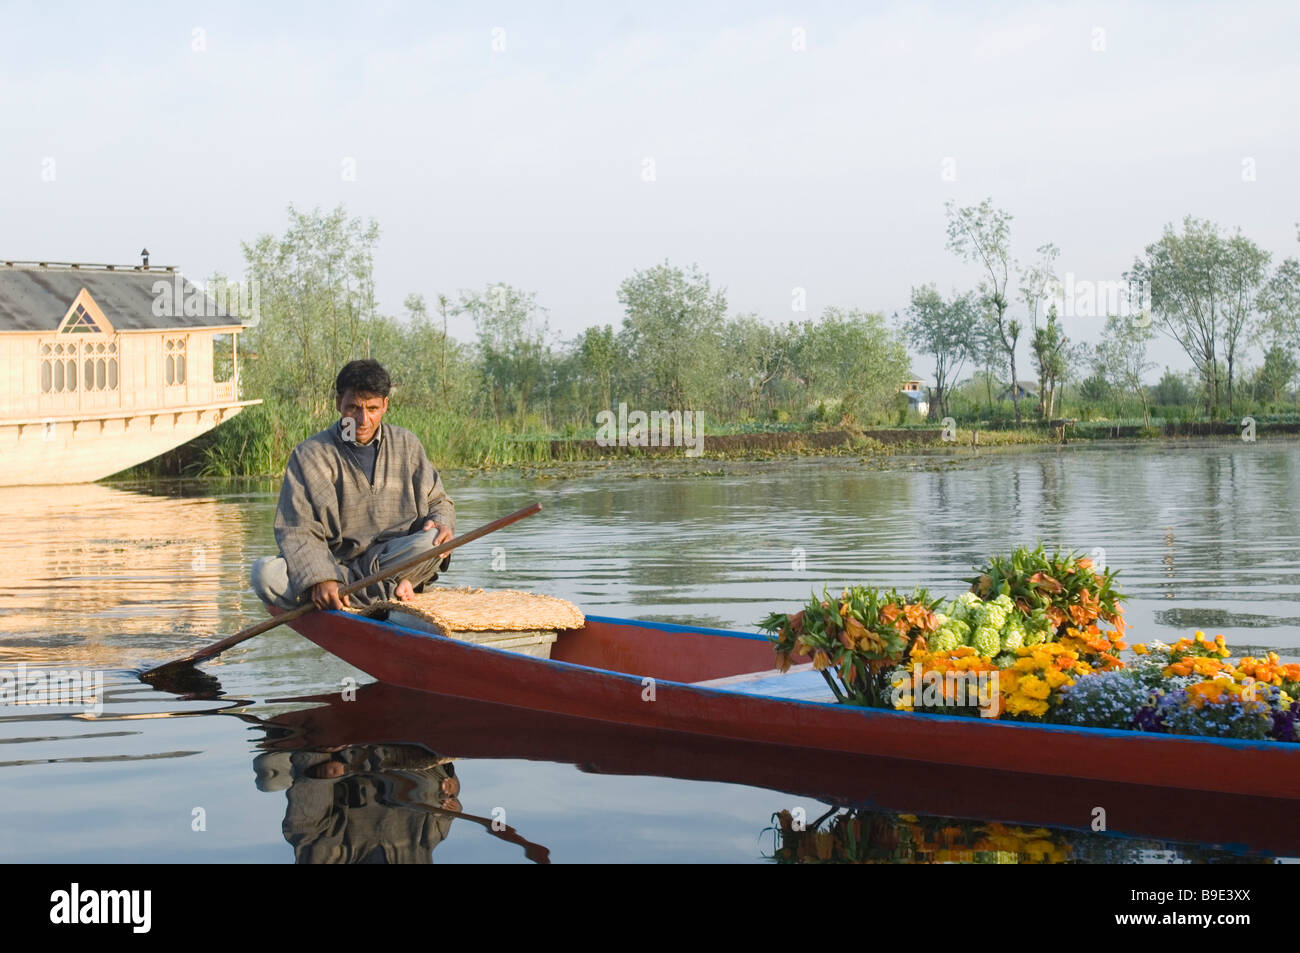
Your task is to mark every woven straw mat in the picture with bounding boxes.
[362,587,585,633]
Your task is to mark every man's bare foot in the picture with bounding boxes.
[394,578,415,601]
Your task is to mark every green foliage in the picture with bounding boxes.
[457,283,553,425]
[616,261,728,410]
[1250,345,1298,404]
[241,205,382,414]
[901,284,978,418]
[1128,217,1271,415]
[966,544,1126,639]
[1029,305,1069,418]
[945,198,1025,423]
[788,307,911,425]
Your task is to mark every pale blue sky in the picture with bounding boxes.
[3,0,1297,377]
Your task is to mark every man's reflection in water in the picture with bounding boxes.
[253,744,461,863]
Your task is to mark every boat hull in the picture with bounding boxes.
[282,610,1300,801]
[0,400,259,485]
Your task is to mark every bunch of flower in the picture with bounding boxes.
[998,643,1091,719]
[1234,653,1300,697]
[758,585,943,706]
[1153,631,1233,667]
[1057,625,1128,671]
[942,591,1051,659]
[920,602,973,653]
[886,644,1000,716]
[966,544,1127,641]
[1138,679,1284,741]
[1123,636,1299,742]
[1053,667,1158,730]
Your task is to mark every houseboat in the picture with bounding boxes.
[0,257,260,486]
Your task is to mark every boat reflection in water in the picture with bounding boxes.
[760,808,1273,865]
[234,678,1297,864]
[0,482,248,669]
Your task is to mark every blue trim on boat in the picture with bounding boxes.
[584,614,770,642]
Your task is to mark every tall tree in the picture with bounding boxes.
[456,283,552,425]
[574,324,616,421]
[1221,233,1271,411]
[1030,304,1070,419]
[1019,243,1060,418]
[946,199,1023,423]
[1252,346,1299,404]
[1093,313,1156,422]
[719,315,793,419]
[616,261,728,409]
[1256,249,1300,404]
[1128,217,1270,416]
[241,205,381,413]
[790,308,911,424]
[901,284,978,419]
[1257,232,1300,356]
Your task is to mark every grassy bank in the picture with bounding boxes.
[121,402,1300,480]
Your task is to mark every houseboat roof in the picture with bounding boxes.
[0,261,241,332]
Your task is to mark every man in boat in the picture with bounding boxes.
[250,359,455,611]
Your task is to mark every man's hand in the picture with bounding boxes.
[423,519,453,546]
[310,579,350,611]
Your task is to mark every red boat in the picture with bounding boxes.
[277,608,1300,803]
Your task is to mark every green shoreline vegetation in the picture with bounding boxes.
[126,204,1299,479]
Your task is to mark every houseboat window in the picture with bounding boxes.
[81,340,119,392]
[213,333,234,383]
[65,303,103,333]
[165,337,187,385]
[41,341,78,393]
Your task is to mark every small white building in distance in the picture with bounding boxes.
[900,379,929,416]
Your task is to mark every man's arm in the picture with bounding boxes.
[274,447,346,604]
[424,463,455,538]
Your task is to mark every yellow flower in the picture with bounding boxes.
[1019,675,1050,700]
[1043,670,1072,690]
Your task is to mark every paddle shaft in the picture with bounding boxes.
[141,502,542,678]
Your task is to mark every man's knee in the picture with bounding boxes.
[251,555,297,609]
[381,531,447,586]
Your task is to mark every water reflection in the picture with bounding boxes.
[239,679,1298,863]
[0,482,252,668]
[761,809,1274,865]
[252,744,462,864]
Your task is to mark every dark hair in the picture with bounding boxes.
[335,359,391,399]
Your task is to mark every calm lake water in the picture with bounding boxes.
[1,439,1297,863]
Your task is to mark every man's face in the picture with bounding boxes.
[337,390,389,445]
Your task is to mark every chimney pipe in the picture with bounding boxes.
[141,248,150,269]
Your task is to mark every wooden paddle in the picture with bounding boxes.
[140,502,542,681]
